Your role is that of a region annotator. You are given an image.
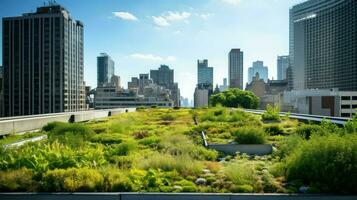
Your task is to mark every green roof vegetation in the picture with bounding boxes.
[0,107,356,194]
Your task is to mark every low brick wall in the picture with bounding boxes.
[208,144,273,155]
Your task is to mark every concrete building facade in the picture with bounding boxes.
[283,89,357,118]
[290,0,357,91]
[2,4,86,116]
[229,49,243,89]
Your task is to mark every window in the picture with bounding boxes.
[341,104,351,109]
[352,96,357,100]
[341,96,351,100]
[341,113,351,117]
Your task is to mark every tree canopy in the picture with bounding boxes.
[210,89,259,109]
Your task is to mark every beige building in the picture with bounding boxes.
[245,73,288,109]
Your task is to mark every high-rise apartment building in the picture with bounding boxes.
[248,61,268,83]
[290,0,357,91]
[277,56,289,80]
[2,4,85,116]
[97,53,115,87]
[229,49,243,89]
[197,59,213,86]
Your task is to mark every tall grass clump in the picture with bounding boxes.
[233,127,266,144]
[45,122,95,146]
[285,134,357,193]
[261,104,281,121]
[224,160,257,186]
[42,168,104,192]
[0,168,36,192]
[139,153,203,176]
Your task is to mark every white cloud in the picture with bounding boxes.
[152,11,191,27]
[222,0,241,6]
[112,12,138,21]
[152,16,170,27]
[199,13,213,20]
[130,53,176,62]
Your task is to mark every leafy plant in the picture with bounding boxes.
[233,127,266,144]
[42,168,104,192]
[285,134,357,193]
[261,104,281,121]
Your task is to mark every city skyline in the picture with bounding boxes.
[0,0,304,101]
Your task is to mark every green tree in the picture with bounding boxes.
[210,89,259,109]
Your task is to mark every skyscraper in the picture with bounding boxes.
[277,56,289,80]
[290,0,357,91]
[97,53,115,87]
[2,4,85,116]
[150,65,173,89]
[150,65,180,106]
[248,61,268,83]
[197,59,213,86]
[229,49,243,89]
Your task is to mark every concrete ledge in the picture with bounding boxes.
[208,144,273,155]
[0,108,135,136]
[0,193,356,200]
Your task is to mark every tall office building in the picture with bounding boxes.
[2,4,85,116]
[97,53,115,87]
[277,56,289,80]
[229,49,243,89]
[150,65,180,106]
[248,61,268,83]
[197,59,213,86]
[150,65,173,89]
[290,0,357,91]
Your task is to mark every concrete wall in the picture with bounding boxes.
[209,144,273,155]
[0,193,356,200]
[0,108,136,136]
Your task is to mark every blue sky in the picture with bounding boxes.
[0,0,305,101]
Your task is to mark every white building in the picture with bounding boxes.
[283,89,357,118]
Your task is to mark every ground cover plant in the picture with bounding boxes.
[0,107,356,194]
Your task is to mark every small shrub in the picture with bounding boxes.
[90,134,123,144]
[0,168,36,192]
[102,168,133,192]
[224,161,257,185]
[139,136,161,148]
[42,121,65,132]
[112,141,137,156]
[47,122,95,146]
[285,134,357,193]
[295,124,324,139]
[139,153,203,176]
[234,127,266,144]
[160,114,175,121]
[132,131,150,139]
[264,124,285,136]
[273,134,304,159]
[229,184,254,193]
[262,104,281,121]
[42,168,104,192]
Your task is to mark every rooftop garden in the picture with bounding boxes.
[0,106,356,194]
